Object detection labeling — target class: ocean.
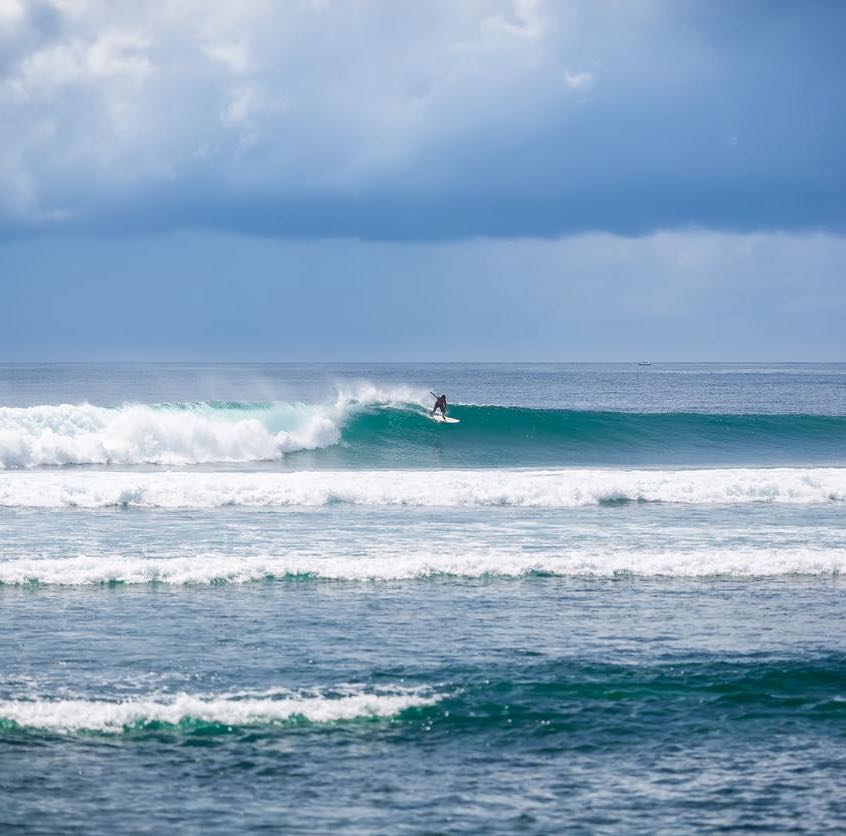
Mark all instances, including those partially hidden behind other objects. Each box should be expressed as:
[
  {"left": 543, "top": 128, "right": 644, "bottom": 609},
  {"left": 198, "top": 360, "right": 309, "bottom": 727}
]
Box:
[{"left": 1, "top": 362, "right": 845, "bottom": 833}]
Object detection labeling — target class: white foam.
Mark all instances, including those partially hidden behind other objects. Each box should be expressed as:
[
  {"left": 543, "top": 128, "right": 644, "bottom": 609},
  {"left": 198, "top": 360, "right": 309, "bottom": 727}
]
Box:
[
  {"left": 0, "top": 686, "right": 436, "bottom": 733},
  {"left": 2, "top": 547, "right": 845, "bottom": 585},
  {"left": 0, "top": 385, "right": 428, "bottom": 468},
  {"left": 0, "top": 467, "right": 843, "bottom": 509}
]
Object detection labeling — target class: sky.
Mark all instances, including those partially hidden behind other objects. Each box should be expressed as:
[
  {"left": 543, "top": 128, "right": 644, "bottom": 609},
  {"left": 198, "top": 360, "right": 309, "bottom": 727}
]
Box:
[{"left": 1, "top": 0, "right": 844, "bottom": 360}]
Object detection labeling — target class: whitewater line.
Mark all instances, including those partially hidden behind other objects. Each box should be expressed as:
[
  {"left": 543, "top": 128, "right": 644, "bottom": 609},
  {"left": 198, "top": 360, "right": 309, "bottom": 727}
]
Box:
[
  {"left": 0, "top": 467, "right": 843, "bottom": 509},
  {"left": 2, "top": 547, "right": 846, "bottom": 585},
  {"left": 0, "top": 686, "right": 437, "bottom": 733}
]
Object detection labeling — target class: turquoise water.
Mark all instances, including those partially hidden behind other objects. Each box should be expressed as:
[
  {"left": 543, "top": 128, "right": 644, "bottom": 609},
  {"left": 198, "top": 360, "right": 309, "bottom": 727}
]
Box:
[{"left": 1, "top": 363, "right": 845, "bottom": 832}]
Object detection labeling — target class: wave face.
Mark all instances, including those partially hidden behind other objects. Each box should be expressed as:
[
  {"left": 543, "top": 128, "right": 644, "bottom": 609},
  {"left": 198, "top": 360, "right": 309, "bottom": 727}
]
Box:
[
  {"left": 0, "top": 467, "right": 842, "bottom": 509},
  {"left": 331, "top": 405, "right": 846, "bottom": 468},
  {"left": 2, "top": 394, "right": 845, "bottom": 469}
]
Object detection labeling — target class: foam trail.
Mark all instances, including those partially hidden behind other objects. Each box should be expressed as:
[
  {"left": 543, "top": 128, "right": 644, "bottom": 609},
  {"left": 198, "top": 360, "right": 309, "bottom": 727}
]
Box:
[
  {"left": 0, "top": 467, "right": 843, "bottom": 509},
  {"left": 2, "top": 547, "right": 845, "bottom": 585},
  {"left": 0, "top": 686, "right": 436, "bottom": 733}
]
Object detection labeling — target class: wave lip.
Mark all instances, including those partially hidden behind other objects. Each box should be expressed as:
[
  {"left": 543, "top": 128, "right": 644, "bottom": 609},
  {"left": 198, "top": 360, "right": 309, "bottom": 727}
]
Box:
[
  {"left": 0, "top": 467, "right": 843, "bottom": 509},
  {"left": 0, "top": 686, "right": 436, "bottom": 734},
  {"left": 3, "top": 548, "right": 846, "bottom": 586}
]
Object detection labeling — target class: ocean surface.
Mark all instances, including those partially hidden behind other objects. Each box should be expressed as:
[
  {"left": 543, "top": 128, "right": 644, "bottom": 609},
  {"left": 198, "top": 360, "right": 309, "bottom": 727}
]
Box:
[{"left": 2, "top": 362, "right": 845, "bottom": 833}]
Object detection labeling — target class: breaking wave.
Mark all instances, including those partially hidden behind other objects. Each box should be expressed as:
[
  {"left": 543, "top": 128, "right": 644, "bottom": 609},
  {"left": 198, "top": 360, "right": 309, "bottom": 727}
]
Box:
[
  {"left": 2, "top": 547, "right": 846, "bottom": 585},
  {"left": 1, "top": 391, "right": 844, "bottom": 469},
  {"left": 0, "top": 685, "right": 436, "bottom": 734},
  {"left": 0, "top": 385, "right": 426, "bottom": 468}
]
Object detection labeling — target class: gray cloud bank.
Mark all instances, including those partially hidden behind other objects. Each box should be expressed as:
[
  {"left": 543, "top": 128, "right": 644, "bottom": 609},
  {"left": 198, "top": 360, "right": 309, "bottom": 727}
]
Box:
[
  {"left": 3, "top": 230, "right": 844, "bottom": 360},
  {"left": 1, "top": 0, "right": 844, "bottom": 240}
]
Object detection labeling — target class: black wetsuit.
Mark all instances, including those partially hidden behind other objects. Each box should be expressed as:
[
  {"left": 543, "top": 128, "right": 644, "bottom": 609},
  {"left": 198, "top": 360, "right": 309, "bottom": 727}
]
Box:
[{"left": 431, "top": 395, "right": 447, "bottom": 416}]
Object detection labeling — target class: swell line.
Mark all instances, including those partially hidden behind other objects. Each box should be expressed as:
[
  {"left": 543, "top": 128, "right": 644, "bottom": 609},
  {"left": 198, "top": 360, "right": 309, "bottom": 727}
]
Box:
[{"left": 1, "top": 394, "right": 844, "bottom": 469}]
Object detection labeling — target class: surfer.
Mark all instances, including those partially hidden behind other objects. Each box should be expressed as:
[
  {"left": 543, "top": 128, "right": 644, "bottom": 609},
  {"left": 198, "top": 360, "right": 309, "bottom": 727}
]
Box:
[{"left": 430, "top": 392, "right": 447, "bottom": 417}]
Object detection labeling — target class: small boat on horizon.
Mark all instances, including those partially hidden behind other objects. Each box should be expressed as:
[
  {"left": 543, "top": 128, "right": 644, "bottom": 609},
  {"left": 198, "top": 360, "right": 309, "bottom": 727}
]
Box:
[{"left": 637, "top": 361, "right": 652, "bottom": 366}]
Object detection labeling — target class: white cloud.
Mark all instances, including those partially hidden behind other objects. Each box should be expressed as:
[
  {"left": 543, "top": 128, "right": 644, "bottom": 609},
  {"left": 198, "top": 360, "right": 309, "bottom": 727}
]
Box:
[
  {"left": 0, "top": 0, "right": 605, "bottom": 225},
  {"left": 18, "top": 30, "right": 151, "bottom": 87},
  {"left": 47, "top": 0, "right": 89, "bottom": 19},
  {"left": 482, "top": 0, "right": 543, "bottom": 39},
  {"left": 203, "top": 38, "right": 250, "bottom": 75},
  {"left": 0, "top": 0, "right": 24, "bottom": 25},
  {"left": 563, "top": 68, "right": 594, "bottom": 89}
]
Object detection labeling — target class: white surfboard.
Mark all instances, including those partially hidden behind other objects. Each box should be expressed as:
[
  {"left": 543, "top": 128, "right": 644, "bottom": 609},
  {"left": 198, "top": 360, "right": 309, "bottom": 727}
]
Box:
[{"left": 430, "top": 414, "right": 460, "bottom": 424}]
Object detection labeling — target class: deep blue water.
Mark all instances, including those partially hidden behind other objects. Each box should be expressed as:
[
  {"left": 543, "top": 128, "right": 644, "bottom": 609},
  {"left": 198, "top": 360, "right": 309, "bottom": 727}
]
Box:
[{"left": 1, "top": 363, "right": 845, "bottom": 833}]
